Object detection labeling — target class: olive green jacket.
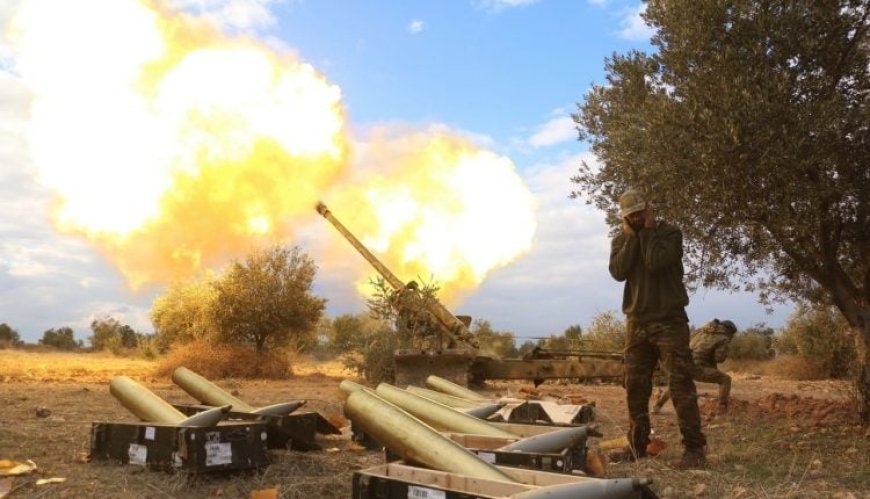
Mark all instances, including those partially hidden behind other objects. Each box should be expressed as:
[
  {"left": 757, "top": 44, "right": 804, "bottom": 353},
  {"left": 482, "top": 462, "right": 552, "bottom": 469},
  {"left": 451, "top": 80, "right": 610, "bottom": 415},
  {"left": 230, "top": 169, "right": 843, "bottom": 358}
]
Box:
[
  {"left": 609, "top": 221, "right": 689, "bottom": 323},
  {"left": 690, "top": 323, "right": 732, "bottom": 366}
]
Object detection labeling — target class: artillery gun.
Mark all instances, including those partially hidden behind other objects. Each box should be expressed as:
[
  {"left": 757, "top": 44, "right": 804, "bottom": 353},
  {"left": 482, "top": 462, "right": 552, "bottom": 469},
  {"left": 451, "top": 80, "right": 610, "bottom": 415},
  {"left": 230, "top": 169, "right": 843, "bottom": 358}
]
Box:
[{"left": 316, "top": 202, "right": 625, "bottom": 387}]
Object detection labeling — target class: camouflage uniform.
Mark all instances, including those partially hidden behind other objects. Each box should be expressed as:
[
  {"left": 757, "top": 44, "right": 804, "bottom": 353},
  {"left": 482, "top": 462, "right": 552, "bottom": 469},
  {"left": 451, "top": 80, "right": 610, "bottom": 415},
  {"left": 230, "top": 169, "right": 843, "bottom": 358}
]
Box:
[
  {"left": 654, "top": 320, "right": 734, "bottom": 412},
  {"left": 610, "top": 220, "right": 706, "bottom": 456}
]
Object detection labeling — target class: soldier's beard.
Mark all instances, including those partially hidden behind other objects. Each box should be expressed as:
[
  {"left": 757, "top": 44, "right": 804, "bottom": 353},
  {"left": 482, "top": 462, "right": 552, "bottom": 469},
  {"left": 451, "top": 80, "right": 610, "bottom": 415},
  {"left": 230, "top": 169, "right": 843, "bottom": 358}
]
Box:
[{"left": 630, "top": 220, "right": 645, "bottom": 232}]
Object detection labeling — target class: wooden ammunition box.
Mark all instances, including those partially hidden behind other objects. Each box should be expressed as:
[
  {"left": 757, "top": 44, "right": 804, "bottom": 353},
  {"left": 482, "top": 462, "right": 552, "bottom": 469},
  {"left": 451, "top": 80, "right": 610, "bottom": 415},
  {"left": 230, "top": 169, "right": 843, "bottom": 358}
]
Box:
[{"left": 352, "top": 462, "right": 656, "bottom": 499}]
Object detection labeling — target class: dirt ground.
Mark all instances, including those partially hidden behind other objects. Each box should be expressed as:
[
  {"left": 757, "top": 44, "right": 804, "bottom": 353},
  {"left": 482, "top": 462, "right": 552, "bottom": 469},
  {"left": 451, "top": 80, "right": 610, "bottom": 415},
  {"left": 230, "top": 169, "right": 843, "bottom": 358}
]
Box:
[{"left": 0, "top": 351, "right": 868, "bottom": 498}]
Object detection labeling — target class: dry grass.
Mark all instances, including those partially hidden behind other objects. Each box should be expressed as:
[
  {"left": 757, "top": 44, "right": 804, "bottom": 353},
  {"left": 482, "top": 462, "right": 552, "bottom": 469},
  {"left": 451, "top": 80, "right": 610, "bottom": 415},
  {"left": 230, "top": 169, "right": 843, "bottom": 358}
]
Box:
[
  {"left": 155, "top": 339, "right": 292, "bottom": 379},
  {"left": 724, "top": 355, "right": 836, "bottom": 381},
  {"left": 606, "top": 394, "right": 869, "bottom": 498},
  {"left": 0, "top": 351, "right": 868, "bottom": 498},
  {"left": 291, "top": 355, "right": 357, "bottom": 379},
  {"left": 0, "top": 349, "right": 156, "bottom": 383}
]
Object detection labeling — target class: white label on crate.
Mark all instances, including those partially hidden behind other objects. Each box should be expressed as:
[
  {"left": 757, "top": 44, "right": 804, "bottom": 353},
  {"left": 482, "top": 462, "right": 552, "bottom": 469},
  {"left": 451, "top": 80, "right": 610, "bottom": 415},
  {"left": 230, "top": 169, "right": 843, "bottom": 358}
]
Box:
[
  {"left": 205, "top": 442, "right": 233, "bottom": 466},
  {"left": 407, "top": 486, "right": 445, "bottom": 499},
  {"left": 128, "top": 444, "right": 147, "bottom": 466},
  {"left": 476, "top": 451, "right": 496, "bottom": 464},
  {"left": 144, "top": 426, "right": 156, "bottom": 440}
]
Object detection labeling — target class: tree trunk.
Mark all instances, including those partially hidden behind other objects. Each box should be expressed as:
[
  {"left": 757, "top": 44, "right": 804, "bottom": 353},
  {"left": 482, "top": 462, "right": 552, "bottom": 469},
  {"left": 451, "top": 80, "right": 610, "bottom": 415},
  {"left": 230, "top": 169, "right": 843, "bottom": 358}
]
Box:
[
  {"left": 827, "top": 273, "right": 869, "bottom": 423},
  {"left": 856, "top": 320, "right": 870, "bottom": 423},
  {"left": 256, "top": 335, "right": 266, "bottom": 353}
]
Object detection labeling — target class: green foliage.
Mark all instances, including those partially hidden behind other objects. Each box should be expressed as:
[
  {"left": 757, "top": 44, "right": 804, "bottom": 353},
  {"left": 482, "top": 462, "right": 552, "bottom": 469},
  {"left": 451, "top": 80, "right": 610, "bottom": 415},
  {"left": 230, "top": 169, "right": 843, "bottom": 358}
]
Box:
[
  {"left": 583, "top": 311, "right": 626, "bottom": 352},
  {"left": 571, "top": 0, "right": 868, "bottom": 327},
  {"left": 119, "top": 324, "right": 138, "bottom": 349},
  {"left": 517, "top": 339, "right": 537, "bottom": 358},
  {"left": 728, "top": 322, "right": 775, "bottom": 360},
  {"left": 535, "top": 335, "right": 574, "bottom": 353},
  {"left": 728, "top": 323, "right": 775, "bottom": 361},
  {"left": 329, "top": 314, "right": 366, "bottom": 352},
  {"left": 775, "top": 304, "right": 856, "bottom": 378},
  {"left": 135, "top": 334, "right": 160, "bottom": 360},
  {"left": 150, "top": 275, "right": 217, "bottom": 352},
  {"left": 366, "top": 276, "right": 443, "bottom": 349},
  {"left": 564, "top": 324, "right": 583, "bottom": 341},
  {"left": 89, "top": 317, "right": 139, "bottom": 353},
  {"left": 39, "top": 327, "right": 81, "bottom": 350},
  {"left": 572, "top": 0, "right": 870, "bottom": 417},
  {"left": 344, "top": 277, "right": 452, "bottom": 384},
  {"left": 325, "top": 313, "right": 386, "bottom": 354},
  {"left": 0, "top": 323, "right": 23, "bottom": 348},
  {"left": 472, "top": 319, "right": 518, "bottom": 359},
  {"left": 210, "top": 245, "right": 326, "bottom": 352},
  {"left": 531, "top": 324, "right": 587, "bottom": 354},
  {"left": 343, "top": 325, "right": 398, "bottom": 385}
]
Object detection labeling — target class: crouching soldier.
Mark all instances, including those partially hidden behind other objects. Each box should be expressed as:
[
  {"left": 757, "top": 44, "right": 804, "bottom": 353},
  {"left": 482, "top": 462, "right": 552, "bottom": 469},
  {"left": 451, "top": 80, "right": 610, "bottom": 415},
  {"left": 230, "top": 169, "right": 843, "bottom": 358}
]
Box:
[{"left": 653, "top": 319, "right": 737, "bottom": 414}]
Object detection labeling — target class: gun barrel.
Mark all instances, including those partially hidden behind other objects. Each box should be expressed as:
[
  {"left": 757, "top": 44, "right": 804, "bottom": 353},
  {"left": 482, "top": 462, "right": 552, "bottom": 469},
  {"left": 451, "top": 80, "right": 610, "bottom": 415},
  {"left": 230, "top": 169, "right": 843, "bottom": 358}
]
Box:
[
  {"left": 316, "top": 202, "right": 476, "bottom": 348},
  {"left": 316, "top": 202, "right": 405, "bottom": 290}
]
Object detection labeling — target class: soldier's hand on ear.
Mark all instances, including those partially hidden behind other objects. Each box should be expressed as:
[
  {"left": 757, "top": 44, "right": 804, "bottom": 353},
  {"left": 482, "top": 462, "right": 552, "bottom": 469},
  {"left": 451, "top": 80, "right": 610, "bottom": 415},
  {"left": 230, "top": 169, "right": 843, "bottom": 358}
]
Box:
[
  {"left": 622, "top": 218, "right": 636, "bottom": 237},
  {"left": 644, "top": 205, "right": 656, "bottom": 228}
]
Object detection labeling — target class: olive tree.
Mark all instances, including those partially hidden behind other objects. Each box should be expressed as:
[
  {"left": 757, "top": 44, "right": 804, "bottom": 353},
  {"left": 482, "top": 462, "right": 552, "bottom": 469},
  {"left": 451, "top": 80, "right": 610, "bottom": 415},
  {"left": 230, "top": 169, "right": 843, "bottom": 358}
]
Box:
[
  {"left": 210, "top": 246, "right": 326, "bottom": 352},
  {"left": 572, "top": 1, "right": 870, "bottom": 417},
  {"left": 150, "top": 276, "right": 217, "bottom": 351},
  {"left": 327, "top": 313, "right": 385, "bottom": 354},
  {"left": 0, "top": 323, "right": 23, "bottom": 348},
  {"left": 89, "top": 317, "right": 138, "bottom": 351},
  {"left": 472, "top": 319, "right": 518, "bottom": 359},
  {"left": 40, "top": 327, "right": 81, "bottom": 350}
]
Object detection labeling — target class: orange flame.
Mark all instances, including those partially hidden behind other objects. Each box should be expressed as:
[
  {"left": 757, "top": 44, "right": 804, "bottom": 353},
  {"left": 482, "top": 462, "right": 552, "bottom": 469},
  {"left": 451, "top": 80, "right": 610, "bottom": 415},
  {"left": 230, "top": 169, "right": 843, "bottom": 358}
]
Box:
[
  {"left": 6, "top": 0, "right": 536, "bottom": 300},
  {"left": 325, "top": 127, "right": 536, "bottom": 304},
  {"left": 7, "top": 0, "right": 347, "bottom": 286}
]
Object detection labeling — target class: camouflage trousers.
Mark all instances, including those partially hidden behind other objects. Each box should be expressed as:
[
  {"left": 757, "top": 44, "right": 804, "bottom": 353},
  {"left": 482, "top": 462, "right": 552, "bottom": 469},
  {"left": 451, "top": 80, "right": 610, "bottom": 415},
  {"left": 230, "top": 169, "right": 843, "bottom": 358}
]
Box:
[
  {"left": 624, "top": 317, "right": 707, "bottom": 454},
  {"left": 654, "top": 365, "right": 731, "bottom": 409}
]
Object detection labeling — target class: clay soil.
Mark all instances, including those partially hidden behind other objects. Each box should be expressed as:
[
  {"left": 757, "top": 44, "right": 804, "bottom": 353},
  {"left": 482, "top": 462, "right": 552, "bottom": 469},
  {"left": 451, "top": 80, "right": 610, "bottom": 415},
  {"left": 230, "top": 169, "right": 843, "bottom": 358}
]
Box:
[{"left": 0, "top": 350, "right": 868, "bottom": 498}]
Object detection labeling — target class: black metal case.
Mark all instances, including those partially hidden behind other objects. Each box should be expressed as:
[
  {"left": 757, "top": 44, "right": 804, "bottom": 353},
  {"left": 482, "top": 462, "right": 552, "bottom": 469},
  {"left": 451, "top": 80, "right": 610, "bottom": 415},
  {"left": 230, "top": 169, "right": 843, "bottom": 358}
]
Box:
[
  {"left": 90, "top": 421, "right": 270, "bottom": 472},
  {"left": 173, "top": 404, "right": 341, "bottom": 450}
]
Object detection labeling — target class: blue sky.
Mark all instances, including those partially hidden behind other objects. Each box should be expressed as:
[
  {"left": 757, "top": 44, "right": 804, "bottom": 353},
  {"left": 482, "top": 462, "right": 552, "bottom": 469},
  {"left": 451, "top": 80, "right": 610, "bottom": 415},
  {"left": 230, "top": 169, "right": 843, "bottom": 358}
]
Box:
[
  {"left": 0, "top": 0, "right": 792, "bottom": 344},
  {"left": 271, "top": 1, "right": 646, "bottom": 143}
]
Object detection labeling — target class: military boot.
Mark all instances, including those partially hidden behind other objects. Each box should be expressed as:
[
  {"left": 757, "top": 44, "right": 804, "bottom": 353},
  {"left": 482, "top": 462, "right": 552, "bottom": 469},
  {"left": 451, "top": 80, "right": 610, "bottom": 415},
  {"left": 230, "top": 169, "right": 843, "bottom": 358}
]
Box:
[{"left": 672, "top": 447, "right": 706, "bottom": 470}]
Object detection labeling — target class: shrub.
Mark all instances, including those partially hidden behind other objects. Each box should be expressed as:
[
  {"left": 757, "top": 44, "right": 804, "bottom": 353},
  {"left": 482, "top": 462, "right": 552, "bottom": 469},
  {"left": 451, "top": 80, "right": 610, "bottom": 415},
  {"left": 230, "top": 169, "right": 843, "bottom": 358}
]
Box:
[
  {"left": 40, "top": 327, "right": 82, "bottom": 350},
  {"left": 583, "top": 311, "right": 625, "bottom": 352},
  {"left": 156, "top": 338, "right": 292, "bottom": 379},
  {"left": 326, "top": 313, "right": 386, "bottom": 355},
  {"left": 150, "top": 276, "right": 216, "bottom": 352},
  {"left": 342, "top": 326, "right": 398, "bottom": 385},
  {"left": 765, "top": 354, "right": 833, "bottom": 380},
  {"left": 728, "top": 332, "right": 774, "bottom": 360},
  {"left": 89, "top": 317, "right": 139, "bottom": 353},
  {"left": 0, "top": 323, "right": 23, "bottom": 349},
  {"left": 517, "top": 340, "right": 537, "bottom": 358},
  {"left": 136, "top": 335, "right": 160, "bottom": 360},
  {"left": 473, "top": 320, "right": 518, "bottom": 359},
  {"left": 775, "top": 304, "right": 855, "bottom": 378}
]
